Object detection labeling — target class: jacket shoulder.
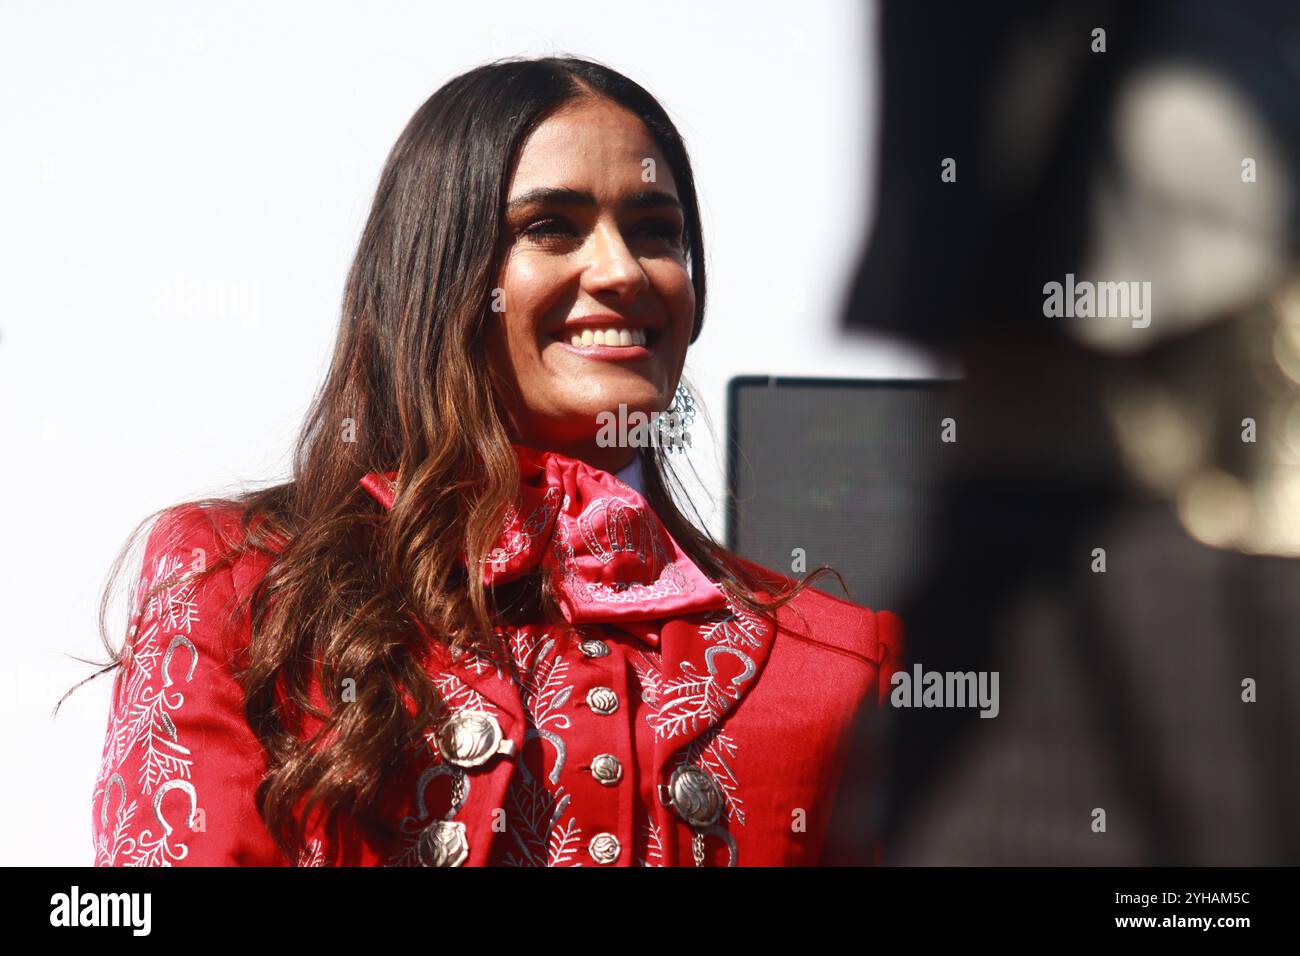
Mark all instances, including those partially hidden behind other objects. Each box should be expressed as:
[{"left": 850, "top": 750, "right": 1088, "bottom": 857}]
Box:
[
  {"left": 732, "top": 553, "right": 874, "bottom": 635},
  {"left": 732, "top": 555, "right": 904, "bottom": 703},
  {"left": 135, "top": 503, "right": 245, "bottom": 631},
  {"left": 146, "top": 502, "right": 279, "bottom": 603},
  {"left": 92, "top": 501, "right": 288, "bottom": 866}
]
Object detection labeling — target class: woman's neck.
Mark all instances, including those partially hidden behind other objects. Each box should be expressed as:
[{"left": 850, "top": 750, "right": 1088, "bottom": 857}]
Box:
[{"left": 516, "top": 437, "right": 637, "bottom": 475}]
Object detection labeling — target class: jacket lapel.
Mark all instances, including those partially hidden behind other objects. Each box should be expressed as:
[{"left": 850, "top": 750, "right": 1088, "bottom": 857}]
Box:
[
  {"left": 648, "top": 594, "right": 776, "bottom": 762},
  {"left": 638, "top": 594, "right": 777, "bottom": 866},
  {"left": 419, "top": 630, "right": 525, "bottom": 867}
]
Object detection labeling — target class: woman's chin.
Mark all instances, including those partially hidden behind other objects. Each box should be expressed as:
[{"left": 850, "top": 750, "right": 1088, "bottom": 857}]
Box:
[
  {"left": 562, "top": 381, "right": 669, "bottom": 417},
  {"left": 524, "top": 399, "right": 663, "bottom": 446},
  {"left": 583, "top": 394, "right": 667, "bottom": 423}
]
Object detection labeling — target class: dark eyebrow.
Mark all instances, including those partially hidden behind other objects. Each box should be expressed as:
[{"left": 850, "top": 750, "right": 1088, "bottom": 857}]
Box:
[{"left": 505, "top": 187, "right": 683, "bottom": 215}]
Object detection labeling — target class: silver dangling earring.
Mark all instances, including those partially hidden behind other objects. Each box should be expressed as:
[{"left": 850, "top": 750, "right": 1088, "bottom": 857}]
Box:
[{"left": 657, "top": 382, "right": 696, "bottom": 453}]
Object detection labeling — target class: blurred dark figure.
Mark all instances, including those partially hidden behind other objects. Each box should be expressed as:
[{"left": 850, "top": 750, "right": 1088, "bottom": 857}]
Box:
[{"left": 832, "top": 0, "right": 1300, "bottom": 864}]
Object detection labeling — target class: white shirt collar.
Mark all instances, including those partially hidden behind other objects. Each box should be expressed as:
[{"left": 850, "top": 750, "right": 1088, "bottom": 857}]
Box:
[{"left": 613, "top": 454, "right": 645, "bottom": 495}]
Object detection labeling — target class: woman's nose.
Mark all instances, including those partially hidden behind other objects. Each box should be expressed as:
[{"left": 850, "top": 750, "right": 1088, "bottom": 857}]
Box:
[{"left": 580, "top": 221, "right": 649, "bottom": 302}]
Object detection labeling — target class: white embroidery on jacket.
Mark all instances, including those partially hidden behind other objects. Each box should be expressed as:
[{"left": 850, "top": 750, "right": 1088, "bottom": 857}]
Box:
[
  {"left": 297, "top": 837, "right": 326, "bottom": 867},
  {"left": 630, "top": 654, "right": 661, "bottom": 706},
  {"left": 644, "top": 594, "right": 768, "bottom": 863},
  {"left": 376, "top": 590, "right": 764, "bottom": 868},
  {"left": 682, "top": 728, "right": 746, "bottom": 826},
  {"left": 430, "top": 670, "right": 498, "bottom": 720},
  {"left": 501, "top": 775, "right": 583, "bottom": 867},
  {"left": 93, "top": 549, "right": 205, "bottom": 867},
  {"left": 496, "top": 628, "right": 584, "bottom": 866},
  {"left": 638, "top": 820, "right": 665, "bottom": 867},
  {"left": 651, "top": 594, "right": 765, "bottom": 742}
]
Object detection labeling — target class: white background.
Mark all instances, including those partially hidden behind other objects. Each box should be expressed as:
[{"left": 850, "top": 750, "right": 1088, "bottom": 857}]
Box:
[{"left": 0, "top": 0, "right": 934, "bottom": 865}]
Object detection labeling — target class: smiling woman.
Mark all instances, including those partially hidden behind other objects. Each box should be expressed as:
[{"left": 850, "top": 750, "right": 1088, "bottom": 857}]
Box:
[{"left": 72, "top": 55, "right": 902, "bottom": 867}]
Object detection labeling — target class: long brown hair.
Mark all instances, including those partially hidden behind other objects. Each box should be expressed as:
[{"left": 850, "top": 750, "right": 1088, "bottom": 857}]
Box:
[{"left": 63, "top": 55, "right": 844, "bottom": 864}]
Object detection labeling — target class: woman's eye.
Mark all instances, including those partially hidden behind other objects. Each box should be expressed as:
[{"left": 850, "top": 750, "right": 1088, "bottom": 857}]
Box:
[
  {"left": 516, "top": 216, "right": 684, "bottom": 249},
  {"left": 520, "top": 217, "right": 578, "bottom": 241},
  {"left": 633, "top": 220, "right": 685, "bottom": 245}
]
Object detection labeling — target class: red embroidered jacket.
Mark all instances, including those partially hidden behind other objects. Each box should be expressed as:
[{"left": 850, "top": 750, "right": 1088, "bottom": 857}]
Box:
[{"left": 91, "top": 445, "right": 902, "bottom": 867}]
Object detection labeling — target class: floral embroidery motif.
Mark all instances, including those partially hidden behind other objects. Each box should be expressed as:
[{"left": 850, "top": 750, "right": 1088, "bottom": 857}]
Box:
[
  {"left": 682, "top": 728, "right": 745, "bottom": 826},
  {"left": 93, "top": 547, "right": 205, "bottom": 866},
  {"left": 507, "top": 631, "right": 575, "bottom": 784},
  {"left": 638, "top": 820, "right": 665, "bottom": 867},
  {"left": 430, "top": 670, "right": 498, "bottom": 721},
  {"left": 648, "top": 595, "right": 770, "bottom": 863},
  {"left": 501, "top": 774, "right": 583, "bottom": 867},
  {"left": 652, "top": 595, "right": 767, "bottom": 743},
  {"left": 496, "top": 628, "right": 584, "bottom": 866},
  {"left": 630, "top": 650, "right": 662, "bottom": 706},
  {"left": 297, "top": 838, "right": 326, "bottom": 867}
]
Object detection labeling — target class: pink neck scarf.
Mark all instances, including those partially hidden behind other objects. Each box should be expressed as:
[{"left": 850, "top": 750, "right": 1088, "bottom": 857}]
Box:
[{"left": 359, "top": 443, "right": 730, "bottom": 626}]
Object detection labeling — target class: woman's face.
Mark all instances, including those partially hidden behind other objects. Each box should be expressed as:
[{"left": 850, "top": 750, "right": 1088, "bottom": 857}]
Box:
[{"left": 487, "top": 96, "right": 695, "bottom": 470}]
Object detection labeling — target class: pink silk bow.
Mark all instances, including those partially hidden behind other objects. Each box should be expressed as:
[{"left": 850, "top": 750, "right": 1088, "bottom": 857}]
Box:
[{"left": 359, "top": 443, "right": 731, "bottom": 626}]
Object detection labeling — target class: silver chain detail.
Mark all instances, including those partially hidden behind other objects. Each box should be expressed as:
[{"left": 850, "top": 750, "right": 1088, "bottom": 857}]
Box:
[{"left": 447, "top": 768, "right": 467, "bottom": 820}]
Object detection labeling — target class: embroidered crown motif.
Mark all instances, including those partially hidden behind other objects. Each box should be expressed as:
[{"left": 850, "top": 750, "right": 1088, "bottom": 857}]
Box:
[{"left": 578, "top": 497, "right": 657, "bottom": 566}]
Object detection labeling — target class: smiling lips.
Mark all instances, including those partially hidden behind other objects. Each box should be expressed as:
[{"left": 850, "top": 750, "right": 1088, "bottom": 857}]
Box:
[
  {"left": 564, "top": 327, "right": 648, "bottom": 348},
  {"left": 551, "top": 324, "right": 656, "bottom": 361}
]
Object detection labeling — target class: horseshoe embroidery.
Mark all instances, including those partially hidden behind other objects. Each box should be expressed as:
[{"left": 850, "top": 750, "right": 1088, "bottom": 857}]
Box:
[
  {"left": 704, "top": 643, "right": 758, "bottom": 689},
  {"left": 131, "top": 779, "right": 200, "bottom": 866},
  {"left": 92, "top": 536, "right": 211, "bottom": 866},
  {"left": 410, "top": 763, "right": 464, "bottom": 822},
  {"left": 151, "top": 778, "right": 200, "bottom": 837},
  {"left": 161, "top": 634, "right": 198, "bottom": 689},
  {"left": 99, "top": 772, "right": 128, "bottom": 830}
]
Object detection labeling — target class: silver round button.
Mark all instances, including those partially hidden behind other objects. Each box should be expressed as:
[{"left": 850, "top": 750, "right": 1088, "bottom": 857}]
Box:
[
  {"left": 436, "top": 711, "right": 516, "bottom": 768},
  {"left": 668, "top": 764, "right": 723, "bottom": 828},
  {"left": 417, "top": 820, "right": 468, "bottom": 867},
  {"left": 578, "top": 638, "right": 610, "bottom": 658},
  {"left": 590, "top": 753, "right": 623, "bottom": 786},
  {"left": 586, "top": 686, "right": 619, "bottom": 715},
  {"left": 588, "top": 832, "right": 621, "bottom": 864}
]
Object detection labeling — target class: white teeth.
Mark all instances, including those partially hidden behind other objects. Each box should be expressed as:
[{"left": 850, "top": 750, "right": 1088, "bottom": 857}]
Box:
[{"left": 566, "top": 327, "right": 651, "bottom": 348}]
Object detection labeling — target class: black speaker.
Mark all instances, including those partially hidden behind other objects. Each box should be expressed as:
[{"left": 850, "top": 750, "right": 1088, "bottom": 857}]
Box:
[{"left": 725, "top": 376, "right": 954, "bottom": 612}]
